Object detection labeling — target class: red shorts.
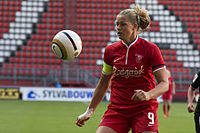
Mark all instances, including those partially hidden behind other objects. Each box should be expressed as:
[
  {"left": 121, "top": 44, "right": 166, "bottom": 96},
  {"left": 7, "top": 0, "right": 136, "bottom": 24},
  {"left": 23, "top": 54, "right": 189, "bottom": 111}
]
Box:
[{"left": 99, "top": 103, "right": 159, "bottom": 133}]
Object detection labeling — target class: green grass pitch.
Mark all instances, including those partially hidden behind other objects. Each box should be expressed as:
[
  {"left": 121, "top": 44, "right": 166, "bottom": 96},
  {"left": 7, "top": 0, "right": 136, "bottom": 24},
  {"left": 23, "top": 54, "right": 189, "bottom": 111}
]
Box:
[{"left": 0, "top": 100, "right": 195, "bottom": 133}]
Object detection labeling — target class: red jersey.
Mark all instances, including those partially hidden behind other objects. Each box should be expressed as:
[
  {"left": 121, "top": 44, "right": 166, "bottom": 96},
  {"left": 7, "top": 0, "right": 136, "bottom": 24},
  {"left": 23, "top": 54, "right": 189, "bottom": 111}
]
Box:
[
  {"left": 103, "top": 36, "right": 165, "bottom": 108},
  {"left": 162, "top": 76, "right": 174, "bottom": 100}
]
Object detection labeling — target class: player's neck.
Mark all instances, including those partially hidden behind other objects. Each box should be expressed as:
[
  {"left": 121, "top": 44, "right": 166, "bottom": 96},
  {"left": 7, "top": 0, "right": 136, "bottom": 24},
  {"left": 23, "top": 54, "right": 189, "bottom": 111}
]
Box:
[{"left": 122, "top": 35, "right": 138, "bottom": 46}]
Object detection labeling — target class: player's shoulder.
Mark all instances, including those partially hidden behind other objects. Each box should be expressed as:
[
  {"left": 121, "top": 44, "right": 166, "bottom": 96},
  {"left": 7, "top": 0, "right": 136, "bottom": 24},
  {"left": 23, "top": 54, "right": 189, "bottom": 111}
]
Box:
[
  {"left": 191, "top": 71, "right": 200, "bottom": 88},
  {"left": 194, "top": 71, "right": 200, "bottom": 80},
  {"left": 192, "top": 72, "right": 200, "bottom": 83},
  {"left": 168, "top": 76, "right": 173, "bottom": 80},
  {"left": 197, "top": 71, "right": 200, "bottom": 76},
  {"left": 139, "top": 37, "right": 158, "bottom": 49},
  {"left": 105, "top": 40, "right": 122, "bottom": 51}
]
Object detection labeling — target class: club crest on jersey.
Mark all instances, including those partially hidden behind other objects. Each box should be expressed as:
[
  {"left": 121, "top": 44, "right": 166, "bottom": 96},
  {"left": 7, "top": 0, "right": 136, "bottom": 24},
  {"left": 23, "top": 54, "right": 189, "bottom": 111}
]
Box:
[{"left": 135, "top": 54, "right": 143, "bottom": 64}]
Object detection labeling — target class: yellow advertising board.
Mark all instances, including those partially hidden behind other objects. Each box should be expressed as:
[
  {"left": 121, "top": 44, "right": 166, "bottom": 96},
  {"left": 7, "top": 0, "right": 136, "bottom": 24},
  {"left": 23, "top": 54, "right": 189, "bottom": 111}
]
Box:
[{"left": 0, "top": 87, "right": 20, "bottom": 99}]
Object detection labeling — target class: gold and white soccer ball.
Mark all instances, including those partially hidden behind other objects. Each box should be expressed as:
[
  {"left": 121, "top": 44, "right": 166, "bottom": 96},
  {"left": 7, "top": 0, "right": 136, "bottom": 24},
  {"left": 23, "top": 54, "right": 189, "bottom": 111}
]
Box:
[{"left": 52, "top": 30, "right": 82, "bottom": 60}]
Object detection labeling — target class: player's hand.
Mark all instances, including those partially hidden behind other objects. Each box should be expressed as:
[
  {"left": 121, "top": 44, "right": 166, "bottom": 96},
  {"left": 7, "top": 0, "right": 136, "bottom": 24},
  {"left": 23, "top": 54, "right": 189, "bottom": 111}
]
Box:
[
  {"left": 131, "top": 90, "right": 151, "bottom": 101},
  {"left": 187, "top": 103, "right": 195, "bottom": 113},
  {"left": 76, "top": 108, "right": 94, "bottom": 127}
]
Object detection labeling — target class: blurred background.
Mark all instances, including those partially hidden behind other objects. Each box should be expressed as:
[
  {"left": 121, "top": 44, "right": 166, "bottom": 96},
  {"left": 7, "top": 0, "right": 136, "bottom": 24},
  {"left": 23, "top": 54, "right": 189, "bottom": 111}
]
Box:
[{"left": 0, "top": 0, "right": 199, "bottom": 101}]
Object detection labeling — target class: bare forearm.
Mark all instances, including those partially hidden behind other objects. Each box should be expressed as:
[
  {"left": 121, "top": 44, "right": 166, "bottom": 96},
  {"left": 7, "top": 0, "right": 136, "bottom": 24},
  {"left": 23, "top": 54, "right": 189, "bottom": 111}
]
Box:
[
  {"left": 132, "top": 80, "right": 168, "bottom": 101},
  {"left": 148, "top": 68, "right": 169, "bottom": 99},
  {"left": 88, "top": 74, "right": 112, "bottom": 110},
  {"left": 88, "top": 86, "right": 108, "bottom": 110},
  {"left": 148, "top": 80, "right": 169, "bottom": 99},
  {"left": 187, "top": 86, "right": 195, "bottom": 104}
]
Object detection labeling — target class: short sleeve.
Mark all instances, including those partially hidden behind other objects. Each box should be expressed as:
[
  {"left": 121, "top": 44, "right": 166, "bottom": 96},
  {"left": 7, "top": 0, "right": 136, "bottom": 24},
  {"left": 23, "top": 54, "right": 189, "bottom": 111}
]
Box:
[
  {"left": 102, "top": 46, "right": 113, "bottom": 75},
  {"left": 191, "top": 72, "right": 200, "bottom": 89},
  {"left": 103, "top": 46, "right": 112, "bottom": 66},
  {"left": 149, "top": 45, "right": 165, "bottom": 72}
]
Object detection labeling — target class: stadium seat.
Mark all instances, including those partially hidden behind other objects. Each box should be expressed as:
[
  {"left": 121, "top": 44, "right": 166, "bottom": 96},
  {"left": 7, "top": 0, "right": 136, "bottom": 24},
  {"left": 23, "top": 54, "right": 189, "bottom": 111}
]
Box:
[{"left": 0, "top": 0, "right": 65, "bottom": 78}]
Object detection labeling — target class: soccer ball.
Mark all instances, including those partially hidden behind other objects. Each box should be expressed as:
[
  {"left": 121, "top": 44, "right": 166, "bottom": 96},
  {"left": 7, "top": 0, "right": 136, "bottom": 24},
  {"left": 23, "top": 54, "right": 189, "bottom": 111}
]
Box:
[{"left": 52, "top": 30, "right": 82, "bottom": 60}]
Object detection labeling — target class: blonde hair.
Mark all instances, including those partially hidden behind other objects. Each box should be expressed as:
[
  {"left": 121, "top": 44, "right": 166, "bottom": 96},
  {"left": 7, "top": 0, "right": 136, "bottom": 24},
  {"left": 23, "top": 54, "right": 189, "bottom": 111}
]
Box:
[{"left": 117, "top": 4, "right": 151, "bottom": 34}]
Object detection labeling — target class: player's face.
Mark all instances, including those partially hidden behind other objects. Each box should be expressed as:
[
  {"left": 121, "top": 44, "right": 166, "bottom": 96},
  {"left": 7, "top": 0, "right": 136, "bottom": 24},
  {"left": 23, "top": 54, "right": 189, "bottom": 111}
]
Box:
[{"left": 115, "top": 15, "right": 137, "bottom": 44}]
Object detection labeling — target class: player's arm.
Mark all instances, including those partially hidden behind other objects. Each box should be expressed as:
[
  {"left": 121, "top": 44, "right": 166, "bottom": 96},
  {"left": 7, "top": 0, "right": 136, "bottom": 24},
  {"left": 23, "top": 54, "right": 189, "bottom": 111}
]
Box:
[
  {"left": 132, "top": 68, "right": 169, "bottom": 101},
  {"left": 172, "top": 80, "right": 176, "bottom": 95},
  {"left": 187, "top": 85, "right": 195, "bottom": 113},
  {"left": 76, "top": 62, "right": 113, "bottom": 127},
  {"left": 88, "top": 62, "right": 113, "bottom": 111},
  {"left": 187, "top": 72, "right": 200, "bottom": 113},
  {"left": 148, "top": 68, "right": 169, "bottom": 99},
  {"left": 88, "top": 73, "right": 112, "bottom": 109}
]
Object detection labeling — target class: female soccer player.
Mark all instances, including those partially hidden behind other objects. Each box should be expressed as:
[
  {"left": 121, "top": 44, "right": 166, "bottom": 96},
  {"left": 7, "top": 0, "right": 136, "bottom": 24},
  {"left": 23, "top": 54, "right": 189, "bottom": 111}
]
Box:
[
  {"left": 76, "top": 5, "right": 169, "bottom": 133},
  {"left": 187, "top": 71, "right": 200, "bottom": 133},
  {"left": 162, "top": 69, "right": 175, "bottom": 117}
]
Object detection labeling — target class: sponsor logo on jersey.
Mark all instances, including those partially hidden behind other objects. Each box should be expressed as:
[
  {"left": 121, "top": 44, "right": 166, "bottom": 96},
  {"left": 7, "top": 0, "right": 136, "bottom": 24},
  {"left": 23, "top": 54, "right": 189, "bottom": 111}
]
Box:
[{"left": 113, "top": 65, "right": 144, "bottom": 78}]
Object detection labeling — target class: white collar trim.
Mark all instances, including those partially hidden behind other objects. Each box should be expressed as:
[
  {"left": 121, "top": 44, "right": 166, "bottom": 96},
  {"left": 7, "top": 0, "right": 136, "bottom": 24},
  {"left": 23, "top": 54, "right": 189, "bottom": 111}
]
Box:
[{"left": 122, "top": 35, "right": 138, "bottom": 48}]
